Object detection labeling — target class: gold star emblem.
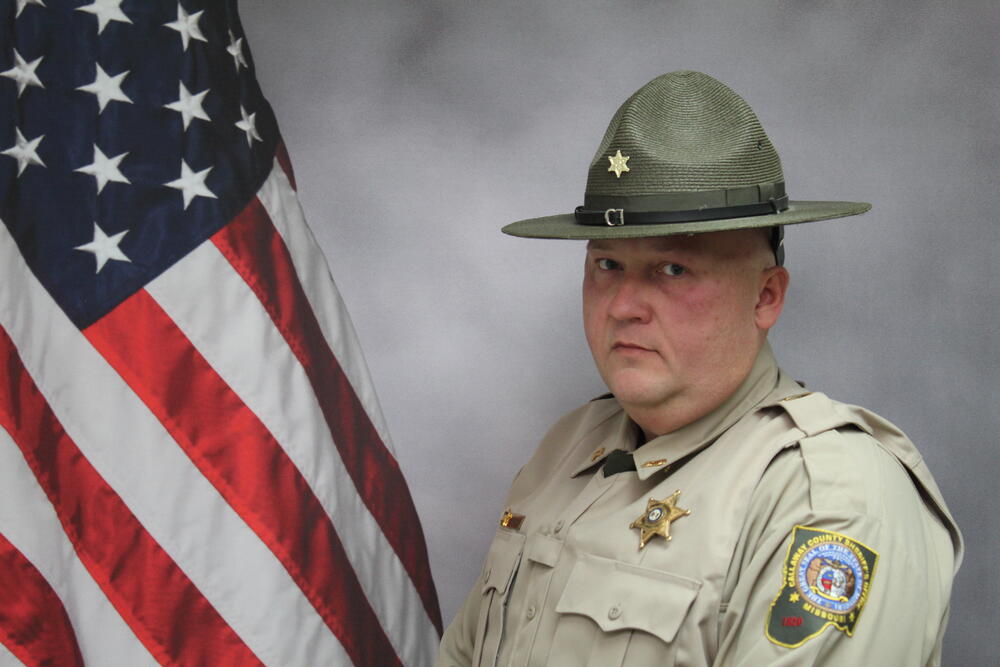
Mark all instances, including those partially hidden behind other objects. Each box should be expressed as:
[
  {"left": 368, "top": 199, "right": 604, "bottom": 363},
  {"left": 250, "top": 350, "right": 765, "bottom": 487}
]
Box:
[
  {"left": 629, "top": 490, "right": 690, "bottom": 549},
  {"left": 607, "top": 149, "right": 630, "bottom": 178},
  {"left": 789, "top": 592, "right": 800, "bottom": 603}
]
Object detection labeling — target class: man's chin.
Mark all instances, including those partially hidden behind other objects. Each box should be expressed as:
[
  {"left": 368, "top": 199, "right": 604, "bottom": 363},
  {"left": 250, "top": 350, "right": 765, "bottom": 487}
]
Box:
[{"left": 604, "top": 376, "right": 673, "bottom": 410}]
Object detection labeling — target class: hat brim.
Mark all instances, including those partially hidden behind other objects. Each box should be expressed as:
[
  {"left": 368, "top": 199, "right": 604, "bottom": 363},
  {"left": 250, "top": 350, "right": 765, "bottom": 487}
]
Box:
[{"left": 501, "top": 200, "right": 871, "bottom": 239}]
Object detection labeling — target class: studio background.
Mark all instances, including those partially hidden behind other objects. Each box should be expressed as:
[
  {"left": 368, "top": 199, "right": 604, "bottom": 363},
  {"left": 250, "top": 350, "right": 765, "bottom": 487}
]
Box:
[{"left": 240, "top": 1, "right": 998, "bottom": 663}]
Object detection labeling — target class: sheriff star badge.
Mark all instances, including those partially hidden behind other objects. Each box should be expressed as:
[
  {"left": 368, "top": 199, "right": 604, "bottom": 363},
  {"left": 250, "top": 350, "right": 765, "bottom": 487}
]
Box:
[{"left": 630, "top": 490, "right": 690, "bottom": 549}]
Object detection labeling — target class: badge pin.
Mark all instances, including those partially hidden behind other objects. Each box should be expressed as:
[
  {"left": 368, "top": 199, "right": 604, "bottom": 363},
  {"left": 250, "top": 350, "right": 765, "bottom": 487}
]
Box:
[
  {"left": 607, "top": 149, "right": 630, "bottom": 178},
  {"left": 499, "top": 508, "right": 525, "bottom": 531},
  {"left": 629, "top": 490, "right": 690, "bottom": 549}
]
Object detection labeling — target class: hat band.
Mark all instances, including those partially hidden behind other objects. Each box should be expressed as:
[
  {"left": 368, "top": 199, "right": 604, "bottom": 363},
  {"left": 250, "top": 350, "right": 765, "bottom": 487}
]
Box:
[{"left": 575, "top": 182, "right": 788, "bottom": 226}]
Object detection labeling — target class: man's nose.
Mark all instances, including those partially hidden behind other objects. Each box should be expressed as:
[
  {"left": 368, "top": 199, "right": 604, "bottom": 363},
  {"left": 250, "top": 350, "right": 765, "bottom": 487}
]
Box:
[{"left": 607, "top": 274, "right": 652, "bottom": 322}]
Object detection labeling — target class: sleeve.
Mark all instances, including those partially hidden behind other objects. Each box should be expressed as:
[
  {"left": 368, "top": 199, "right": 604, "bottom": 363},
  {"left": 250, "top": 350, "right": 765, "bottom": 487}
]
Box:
[
  {"left": 435, "top": 581, "right": 483, "bottom": 667},
  {"left": 712, "top": 429, "right": 956, "bottom": 666}
]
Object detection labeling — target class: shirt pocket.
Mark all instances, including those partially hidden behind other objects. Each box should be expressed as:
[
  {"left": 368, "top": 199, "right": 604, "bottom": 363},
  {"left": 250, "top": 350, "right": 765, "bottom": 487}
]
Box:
[
  {"left": 551, "top": 552, "right": 702, "bottom": 667},
  {"left": 473, "top": 528, "right": 526, "bottom": 667}
]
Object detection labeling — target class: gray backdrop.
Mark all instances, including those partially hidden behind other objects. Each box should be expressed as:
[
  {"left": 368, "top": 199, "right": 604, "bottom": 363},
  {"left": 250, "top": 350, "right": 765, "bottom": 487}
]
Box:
[{"left": 241, "top": 1, "right": 998, "bottom": 663}]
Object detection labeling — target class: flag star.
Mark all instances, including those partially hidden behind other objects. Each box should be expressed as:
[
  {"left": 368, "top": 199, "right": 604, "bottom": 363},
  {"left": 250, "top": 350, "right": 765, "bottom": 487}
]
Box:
[
  {"left": 164, "top": 5, "right": 207, "bottom": 51},
  {"left": 227, "top": 31, "right": 247, "bottom": 71},
  {"left": 235, "top": 105, "right": 261, "bottom": 146},
  {"left": 77, "top": 64, "right": 132, "bottom": 112},
  {"left": 16, "top": 0, "right": 46, "bottom": 18},
  {"left": 75, "top": 222, "right": 131, "bottom": 273},
  {"left": 75, "top": 0, "right": 132, "bottom": 35},
  {"left": 75, "top": 145, "right": 130, "bottom": 193},
  {"left": 2, "top": 128, "right": 45, "bottom": 175},
  {"left": 164, "top": 82, "right": 210, "bottom": 129},
  {"left": 165, "top": 159, "right": 216, "bottom": 209},
  {"left": 1, "top": 50, "right": 44, "bottom": 97}
]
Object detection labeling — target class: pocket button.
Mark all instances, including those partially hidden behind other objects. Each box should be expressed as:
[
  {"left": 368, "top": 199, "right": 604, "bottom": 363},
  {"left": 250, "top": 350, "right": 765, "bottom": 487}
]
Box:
[{"left": 608, "top": 605, "right": 622, "bottom": 620}]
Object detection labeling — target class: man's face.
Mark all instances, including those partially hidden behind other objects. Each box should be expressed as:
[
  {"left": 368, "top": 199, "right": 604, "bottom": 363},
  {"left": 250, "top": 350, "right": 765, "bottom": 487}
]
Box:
[{"left": 582, "top": 230, "right": 785, "bottom": 435}]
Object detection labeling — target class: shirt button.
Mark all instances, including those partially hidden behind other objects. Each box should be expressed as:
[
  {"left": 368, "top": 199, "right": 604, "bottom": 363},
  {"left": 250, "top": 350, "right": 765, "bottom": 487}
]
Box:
[
  {"left": 554, "top": 520, "right": 564, "bottom": 533},
  {"left": 608, "top": 605, "right": 622, "bottom": 620},
  {"left": 526, "top": 605, "right": 537, "bottom": 620}
]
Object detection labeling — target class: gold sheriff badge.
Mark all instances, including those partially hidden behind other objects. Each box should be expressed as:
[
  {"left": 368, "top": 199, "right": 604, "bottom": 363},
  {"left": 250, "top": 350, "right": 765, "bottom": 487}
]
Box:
[{"left": 630, "top": 490, "right": 691, "bottom": 549}]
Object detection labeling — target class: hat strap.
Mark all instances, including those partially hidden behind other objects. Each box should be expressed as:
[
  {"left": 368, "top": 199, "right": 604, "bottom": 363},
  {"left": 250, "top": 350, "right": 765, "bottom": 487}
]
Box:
[
  {"left": 575, "top": 181, "right": 788, "bottom": 226},
  {"left": 574, "top": 196, "right": 788, "bottom": 226}
]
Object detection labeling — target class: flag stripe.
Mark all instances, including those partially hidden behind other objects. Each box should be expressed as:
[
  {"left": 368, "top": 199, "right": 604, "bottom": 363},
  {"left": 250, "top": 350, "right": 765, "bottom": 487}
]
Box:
[
  {"left": 251, "top": 157, "right": 392, "bottom": 450},
  {"left": 0, "top": 325, "right": 262, "bottom": 667},
  {"left": 0, "top": 530, "right": 84, "bottom": 667},
  {"left": 146, "top": 215, "right": 437, "bottom": 661},
  {"left": 83, "top": 290, "right": 402, "bottom": 667},
  {"left": 0, "top": 423, "right": 160, "bottom": 667},
  {"left": 256, "top": 159, "right": 396, "bottom": 455},
  {"left": 274, "top": 140, "right": 297, "bottom": 191},
  {"left": 213, "top": 189, "right": 444, "bottom": 633}
]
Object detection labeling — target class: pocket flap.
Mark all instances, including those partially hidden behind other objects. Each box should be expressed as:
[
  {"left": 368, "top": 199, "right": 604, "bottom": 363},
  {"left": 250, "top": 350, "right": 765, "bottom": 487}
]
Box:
[
  {"left": 481, "top": 529, "right": 526, "bottom": 595},
  {"left": 525, "top": 532, "right": 563, "bottom": 568},
  {"left": 555, "top": 553, "right": 701, "bottom": 644}
]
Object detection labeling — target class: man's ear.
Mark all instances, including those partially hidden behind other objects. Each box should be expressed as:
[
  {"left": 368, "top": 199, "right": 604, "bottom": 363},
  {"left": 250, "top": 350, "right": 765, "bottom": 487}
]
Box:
[{"left": 755, "top": 266, "right": 789, "bottom": 331}]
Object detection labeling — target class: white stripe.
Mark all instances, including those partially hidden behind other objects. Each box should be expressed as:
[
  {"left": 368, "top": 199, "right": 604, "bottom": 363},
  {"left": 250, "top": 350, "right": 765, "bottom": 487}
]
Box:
[
  {"left": 0, "top": 223, "right": 351, "bottom": 666},
  {"left": 258, "top": 160, "right": 397, "bottom": 455},
  {"left": 0, "top": 639, "right": 24, "bottom": 666},
  {"left": 147, "top": 231, "right": 438, "bottom": 664},
  {"left": 0, "top": 428, "right": 158, "bottom": 667}
]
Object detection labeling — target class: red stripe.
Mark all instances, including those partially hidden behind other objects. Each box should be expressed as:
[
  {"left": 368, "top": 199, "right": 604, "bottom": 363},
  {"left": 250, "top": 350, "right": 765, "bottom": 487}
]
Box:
[
  {"left": 84, "top": 290, "right": 403, "bottom": 666},
  {"left": 275, "top": 140, "right": 296, "bottom": 190},
  {"left": 0, "top": 531, "right": 84, "bottom": 667},
  {"left": 213, "top": 194, "right": 443, "bottom": 632},
  {"left": 0, "top": 325, "right": 262, "bottom": 667}
]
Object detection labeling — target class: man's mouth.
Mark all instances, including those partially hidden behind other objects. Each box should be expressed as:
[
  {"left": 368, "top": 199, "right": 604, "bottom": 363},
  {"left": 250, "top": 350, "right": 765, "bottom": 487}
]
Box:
[{"left": 612, "top": 341, "right": 653, "bottom": 353}]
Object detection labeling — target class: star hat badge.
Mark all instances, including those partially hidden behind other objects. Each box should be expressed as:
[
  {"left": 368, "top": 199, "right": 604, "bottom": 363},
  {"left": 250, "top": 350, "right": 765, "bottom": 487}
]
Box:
[
  {"left": 607, "top": 149, "right": 630, "bottom": 178},
  {"left": 630, "top": 490, "right": 691, "bottom": 549}
]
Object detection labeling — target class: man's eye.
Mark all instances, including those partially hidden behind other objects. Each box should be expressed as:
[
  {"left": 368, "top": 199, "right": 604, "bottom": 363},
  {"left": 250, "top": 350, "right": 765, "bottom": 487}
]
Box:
[
  {"left": 660, "top": 263, "right": 685, "bottom": 276},
  {"left": 596, "top": 258, "right": 619, "bottom": 271}
]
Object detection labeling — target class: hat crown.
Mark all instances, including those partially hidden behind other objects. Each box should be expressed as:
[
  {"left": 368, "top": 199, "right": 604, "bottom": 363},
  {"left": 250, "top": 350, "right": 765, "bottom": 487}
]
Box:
[{"left": 587, "top": 71, "right": 784, "bottom": 196}]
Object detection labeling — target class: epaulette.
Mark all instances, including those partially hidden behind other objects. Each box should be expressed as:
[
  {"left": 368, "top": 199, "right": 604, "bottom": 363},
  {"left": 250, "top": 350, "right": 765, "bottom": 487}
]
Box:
[{"left": 774, "top": 391, "right": 871, "bottom": 438}]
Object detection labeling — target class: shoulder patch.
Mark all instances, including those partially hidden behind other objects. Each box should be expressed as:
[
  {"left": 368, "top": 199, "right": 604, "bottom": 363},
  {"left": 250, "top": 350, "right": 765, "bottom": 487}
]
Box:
[{"left": 765, "top": 525, "right": 879, "bottom": 648}]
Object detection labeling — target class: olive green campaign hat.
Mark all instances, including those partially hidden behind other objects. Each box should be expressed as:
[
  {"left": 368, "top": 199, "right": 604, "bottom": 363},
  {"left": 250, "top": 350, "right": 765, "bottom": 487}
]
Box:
[{"left": 502, "top": 70, "right": 870, "bottom": 240}]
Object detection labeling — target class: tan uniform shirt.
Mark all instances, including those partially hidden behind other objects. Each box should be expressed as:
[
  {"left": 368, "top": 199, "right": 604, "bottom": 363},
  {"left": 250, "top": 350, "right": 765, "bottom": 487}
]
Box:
[{"left": 437, "top": 345, "right": 962, "bottom": 666}]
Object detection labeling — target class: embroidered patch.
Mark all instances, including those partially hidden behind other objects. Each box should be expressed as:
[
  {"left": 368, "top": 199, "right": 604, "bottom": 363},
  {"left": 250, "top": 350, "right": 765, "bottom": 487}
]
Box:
[{"left": 765, "top": 525, "right": 878, "bottom": 648}]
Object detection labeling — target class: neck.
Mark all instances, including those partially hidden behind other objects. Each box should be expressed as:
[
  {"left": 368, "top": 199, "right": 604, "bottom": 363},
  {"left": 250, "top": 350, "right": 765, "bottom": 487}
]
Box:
[{"left": 630, "top": 341, "right": 774, "bottom": 438}]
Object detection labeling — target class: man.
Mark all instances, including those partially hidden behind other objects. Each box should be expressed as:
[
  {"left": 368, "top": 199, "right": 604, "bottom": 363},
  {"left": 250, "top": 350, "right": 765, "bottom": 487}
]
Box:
[{"left": 436, "top": 71, "right": 962, "bottom": 666}]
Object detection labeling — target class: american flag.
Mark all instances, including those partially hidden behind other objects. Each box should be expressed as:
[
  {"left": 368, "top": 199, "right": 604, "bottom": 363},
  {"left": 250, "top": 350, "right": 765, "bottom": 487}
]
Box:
[{"left": 0, "top": 1, "right": 441, "bottom": 665}]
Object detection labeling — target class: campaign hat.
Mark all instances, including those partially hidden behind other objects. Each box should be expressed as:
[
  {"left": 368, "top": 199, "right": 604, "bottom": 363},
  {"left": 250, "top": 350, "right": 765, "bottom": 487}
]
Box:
[{"left": 502, "top": 70, "right": 870, "bottom": 240}]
